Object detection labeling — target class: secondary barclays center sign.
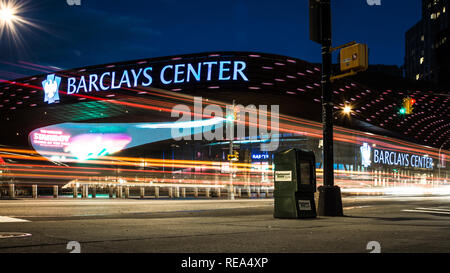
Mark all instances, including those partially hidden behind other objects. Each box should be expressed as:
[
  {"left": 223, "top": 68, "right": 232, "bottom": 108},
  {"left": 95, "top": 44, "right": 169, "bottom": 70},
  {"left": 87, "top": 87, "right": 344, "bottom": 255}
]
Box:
[
  {"left": 42, "top": 60, "right": 249, "bottom": 104},
  {"left": 360, "top": 142, "right": 434, "bottom": 170}
]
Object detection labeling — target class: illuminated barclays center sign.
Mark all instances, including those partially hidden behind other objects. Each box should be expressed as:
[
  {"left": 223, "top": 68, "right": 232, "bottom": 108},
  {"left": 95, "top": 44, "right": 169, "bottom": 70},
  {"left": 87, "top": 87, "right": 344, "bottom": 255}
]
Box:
[
  {"left": 42, "top": 60, "right": 249, "bottom": 104},
  {"left": 360, "top": 142, "right": 434, "bottom": 170}
]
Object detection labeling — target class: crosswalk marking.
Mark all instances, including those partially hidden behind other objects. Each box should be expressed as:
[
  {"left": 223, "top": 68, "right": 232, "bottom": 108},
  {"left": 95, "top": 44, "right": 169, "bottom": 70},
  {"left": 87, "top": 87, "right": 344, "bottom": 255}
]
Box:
[
  {"left": 402, "top": 207, "right": 450, "bottom": 215},
  {"left": 415, "top": 207, "right": 450, "bottom": 212},
  {"left": 345, "top": 205, "right": 372, "bottom": 210},
  {"left": 0, "top": 216, "right": 30, "bottom": 223}
]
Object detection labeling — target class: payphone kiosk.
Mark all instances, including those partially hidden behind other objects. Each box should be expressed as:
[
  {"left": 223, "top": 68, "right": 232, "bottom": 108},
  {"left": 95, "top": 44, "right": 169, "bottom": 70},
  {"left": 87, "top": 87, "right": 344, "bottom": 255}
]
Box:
[{"left": 273, "top": 149, "right": 317, "bottom": 219}]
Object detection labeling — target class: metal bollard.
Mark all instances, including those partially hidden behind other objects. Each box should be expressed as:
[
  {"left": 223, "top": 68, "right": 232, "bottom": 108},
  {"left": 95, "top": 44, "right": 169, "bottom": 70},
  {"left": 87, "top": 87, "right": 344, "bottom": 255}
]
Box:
[
  {"left": 125, "top": 187, "right": 130, "bottom": 198},
  {"left": 53, "top": 185, "right": 58, "bottom": 198},
  {"left": 91, "top": 187, "right": 96, "bottom": 198},
  {"left": 73, "top": 186, "right": 78, "bottom": 198},
  {"left": 216, "top": 188, "right": 221, "bottom": 198},
  {"left": 32, "top": 185, "right": 38, "bottom": 199},
  {"left": 119, "top": 186, "right": 124, "bottom": 198},
  {"left": 238, "top": 188, "right": 242, "bottom": 198},
  {"left": 256, "top": 188, "right": 261, "bottom": 198},
  {"left": 175, "top": 187, "right": 180, "bottom": 198},
  {"left": 82, "top": 185, "right": 88, "bottom": 198},
  {"left": 155, "top": 186, "right": 160, "bottom": 199},
  {"left": 9, "top": 184, "right": 15, "bottom": 198},
  {"left": 194, "top": 187, "right": 198, "bottom": 198},
  {"left": 265, "top": 188, "right": 269, "bottom": 198},
  {"left": 181, "top": 188, "right": 186, "bottom": 198},
  {"left": 205, "top": 188, "right": 210, "bottom": 198},
  {"left": 247, "top": 187, "right": 251, "bottom": 198},
  {"left": 169, "top": 187, "right": 173, "bottom": 198},
  {"left": 140, "top": 187, "right": 145, "bottom": 199},
  {"left": 109, "top": 187, "right": 114, "bottom": 198}
]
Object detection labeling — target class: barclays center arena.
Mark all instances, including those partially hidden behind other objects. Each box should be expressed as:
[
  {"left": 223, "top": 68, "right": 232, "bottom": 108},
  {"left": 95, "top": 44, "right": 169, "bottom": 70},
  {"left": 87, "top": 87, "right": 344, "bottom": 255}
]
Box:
[{"left": 0, "top": 52, "right": 449, "bottom": 198}]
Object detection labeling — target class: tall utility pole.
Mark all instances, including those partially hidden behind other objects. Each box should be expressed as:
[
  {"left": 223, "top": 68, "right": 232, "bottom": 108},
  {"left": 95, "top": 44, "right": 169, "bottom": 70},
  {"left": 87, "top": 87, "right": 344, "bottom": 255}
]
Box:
[
  {"left": 320, "top": 0, "right": 333, "bottom": 190},
  {"left": 310, "top": 0, "right": 343, "bottom": 216}
]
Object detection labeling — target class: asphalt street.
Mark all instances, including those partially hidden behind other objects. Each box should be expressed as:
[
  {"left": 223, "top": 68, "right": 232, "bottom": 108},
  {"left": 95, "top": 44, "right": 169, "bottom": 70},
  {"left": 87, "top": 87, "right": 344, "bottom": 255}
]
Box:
[{"left": 0, "top": 196, "right": 450, "bottom": 253}]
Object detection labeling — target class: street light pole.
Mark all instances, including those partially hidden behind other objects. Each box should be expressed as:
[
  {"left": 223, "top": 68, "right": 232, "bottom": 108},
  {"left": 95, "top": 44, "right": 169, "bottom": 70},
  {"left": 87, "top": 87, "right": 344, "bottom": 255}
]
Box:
[
  {"left": 316, "top": 0, "right": 343, "bottom": 216},
  {"left": 321, "top": 0, "right": 333, "bottom": 189}
]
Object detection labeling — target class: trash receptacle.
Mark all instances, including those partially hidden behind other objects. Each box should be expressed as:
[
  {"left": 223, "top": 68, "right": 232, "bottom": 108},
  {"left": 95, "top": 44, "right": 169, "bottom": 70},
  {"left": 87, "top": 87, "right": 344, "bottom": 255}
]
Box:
[{"left": 274, "top": 149, "right": 317, "bottom": 219}]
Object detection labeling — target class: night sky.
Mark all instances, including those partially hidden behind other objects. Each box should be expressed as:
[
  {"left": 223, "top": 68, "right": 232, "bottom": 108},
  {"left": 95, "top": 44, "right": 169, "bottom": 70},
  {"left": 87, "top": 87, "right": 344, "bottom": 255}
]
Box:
[{"left": 0, "top": 0, "right": 421, "bottom": 80}]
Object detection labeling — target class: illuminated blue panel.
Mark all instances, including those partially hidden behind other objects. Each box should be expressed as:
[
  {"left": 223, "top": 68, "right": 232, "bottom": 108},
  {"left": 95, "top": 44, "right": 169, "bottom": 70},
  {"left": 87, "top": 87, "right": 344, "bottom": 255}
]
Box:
[{"left": 29, "top": 118, "right": 225, "bottom": 162}]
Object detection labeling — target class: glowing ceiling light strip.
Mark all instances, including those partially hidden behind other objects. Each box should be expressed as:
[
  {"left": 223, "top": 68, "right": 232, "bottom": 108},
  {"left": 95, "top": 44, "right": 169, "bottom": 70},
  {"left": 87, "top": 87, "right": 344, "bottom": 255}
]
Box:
[{"left": 136, "top": 117, "right": 224, "bottom": 129}]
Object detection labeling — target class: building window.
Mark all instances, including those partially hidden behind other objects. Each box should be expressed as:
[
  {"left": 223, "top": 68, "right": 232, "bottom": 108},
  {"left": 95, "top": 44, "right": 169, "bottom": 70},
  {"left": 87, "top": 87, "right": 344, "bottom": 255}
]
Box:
[
  {"left": 416, "top": 74, "right": 421, "bottom": 80},
  {"left": 420, "top": 57, "right": 425, "bottom": 64},
  {"left": 421, "top": 35, "right": 425, "bottom": 41}
]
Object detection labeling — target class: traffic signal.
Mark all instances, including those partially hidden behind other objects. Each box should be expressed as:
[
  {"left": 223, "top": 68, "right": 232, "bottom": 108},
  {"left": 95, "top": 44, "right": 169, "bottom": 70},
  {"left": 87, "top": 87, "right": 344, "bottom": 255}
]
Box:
[
  {"left": 309, "top": 0, "right": 322, "bottom": 43},
  {"left": 340, "top": 43, "right": 368, "bottom": 73},
  {"left": 226, "top": 113, "right": 235, "bottom": 122},
  {"left": 401, "top": 97, "right": 416, "bottom": 115},
  {"left": 227, "top": 151, "right": 239, "bottom": 161},
  {"left": 226, "top": 106, "right": 239, "bottom": 122},
  {"left": 309, "top": 0, "right": 331, "bottom": 44}
]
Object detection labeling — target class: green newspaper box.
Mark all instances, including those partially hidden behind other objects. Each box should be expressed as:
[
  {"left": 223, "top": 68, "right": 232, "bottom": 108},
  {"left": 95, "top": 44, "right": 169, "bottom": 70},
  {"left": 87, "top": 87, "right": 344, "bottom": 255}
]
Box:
[{"left": 274, "top": 149, "right": 317, "bottom": 219}]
